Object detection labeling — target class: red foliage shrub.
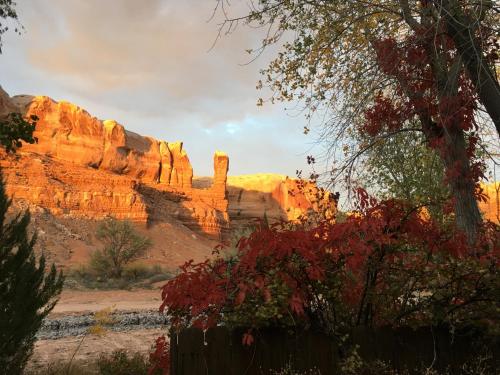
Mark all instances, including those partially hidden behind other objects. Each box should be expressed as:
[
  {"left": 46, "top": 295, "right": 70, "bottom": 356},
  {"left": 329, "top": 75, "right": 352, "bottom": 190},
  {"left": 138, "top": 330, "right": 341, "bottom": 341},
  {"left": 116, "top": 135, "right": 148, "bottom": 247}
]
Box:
[
  {"left": 158, "top": 189, "right": 499, "bottom": 345},
  {"left": 148, "top": 335, "right": 170, "bottom": 375}
]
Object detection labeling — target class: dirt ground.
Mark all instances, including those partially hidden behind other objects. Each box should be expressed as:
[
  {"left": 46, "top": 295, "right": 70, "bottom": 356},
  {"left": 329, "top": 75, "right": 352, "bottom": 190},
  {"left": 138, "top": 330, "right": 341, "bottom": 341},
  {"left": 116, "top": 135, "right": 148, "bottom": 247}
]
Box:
[
  {"left": 30, "top": 328, "right": 165, "bottom": 370},
  {"left": 50, "top": 288, "right": 163, "bottom": 316},
  {"left": 30, "top": 289, "right": 168, "bottom": 371}
]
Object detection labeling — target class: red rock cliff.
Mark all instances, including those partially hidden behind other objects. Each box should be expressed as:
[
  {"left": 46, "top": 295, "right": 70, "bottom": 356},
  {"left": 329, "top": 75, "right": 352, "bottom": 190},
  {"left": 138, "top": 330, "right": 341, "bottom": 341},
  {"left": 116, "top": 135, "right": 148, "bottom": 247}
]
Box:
[
  {"left": 1, "top": 87, "right": 336, "bottom": 240},
  {"left": 12, "top": 95, "right": 197, "bottom": 187},
  {"left": 224, "top": 174, "right": 336, "bottom": 229},
  {"left": 1, "top": 89, "right": 230, "bottom": 238}
]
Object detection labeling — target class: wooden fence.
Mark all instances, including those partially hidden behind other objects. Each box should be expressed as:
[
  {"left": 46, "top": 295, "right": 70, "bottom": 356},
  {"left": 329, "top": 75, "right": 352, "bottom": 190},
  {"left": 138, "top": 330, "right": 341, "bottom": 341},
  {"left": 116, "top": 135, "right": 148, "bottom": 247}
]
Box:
[{"left": 169, "top": 326, "right": 499, "bottom": 375}]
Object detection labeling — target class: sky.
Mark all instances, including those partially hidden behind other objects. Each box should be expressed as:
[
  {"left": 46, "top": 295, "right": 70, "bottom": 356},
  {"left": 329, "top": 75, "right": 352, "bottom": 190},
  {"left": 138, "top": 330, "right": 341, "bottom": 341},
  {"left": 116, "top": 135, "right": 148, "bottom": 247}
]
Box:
[{"left": 0, "top": 0, "right": 319, "bottom": 177}]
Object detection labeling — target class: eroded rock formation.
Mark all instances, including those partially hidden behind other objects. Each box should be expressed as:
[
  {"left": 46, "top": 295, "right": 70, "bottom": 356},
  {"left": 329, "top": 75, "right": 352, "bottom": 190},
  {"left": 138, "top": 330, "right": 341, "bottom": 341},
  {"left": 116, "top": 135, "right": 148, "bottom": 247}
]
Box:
[
  {"left": 0, "top": 87, "right": 336, "bottom": 241},
  {"left": 225, "top": 174, "right": 336, "bottom": 229},
  {"left": 12, "top": 95, "right": 195, "bottom": 186},
  {"left": 0, "top": 155, "right": 148, "bottom": 221},
  {"left": 1, "top": 90, "right": 230, "bottom": 239},
  {"left": 0, "top": 86, "right": 17, "bottom": 114}
]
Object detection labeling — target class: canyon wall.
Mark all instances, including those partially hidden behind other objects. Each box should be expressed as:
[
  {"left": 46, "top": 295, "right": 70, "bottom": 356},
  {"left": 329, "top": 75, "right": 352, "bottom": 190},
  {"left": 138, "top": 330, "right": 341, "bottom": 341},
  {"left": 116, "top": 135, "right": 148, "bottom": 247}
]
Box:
[
  {"left": 2, "top": 88, "right": 332, "bottom": 240},
  {"left": 193, "top": 173, "right": 337, "bottom": 231},
  {"left": 12, "top": 94, "right": 196, "bottom": 188},
  {"left": 3, "top": 87, "right": 497, "bottom": 244},
  {"left": 0, "top": 89, "right": 231, "bottom": 239}
]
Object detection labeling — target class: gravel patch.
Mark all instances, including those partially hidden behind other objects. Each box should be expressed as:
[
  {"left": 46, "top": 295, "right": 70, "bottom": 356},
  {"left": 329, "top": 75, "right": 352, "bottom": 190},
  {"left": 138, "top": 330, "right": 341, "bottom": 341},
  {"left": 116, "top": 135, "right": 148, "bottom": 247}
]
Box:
[{"left": 38, "top": 310, "right": 169, "bottom": 339}]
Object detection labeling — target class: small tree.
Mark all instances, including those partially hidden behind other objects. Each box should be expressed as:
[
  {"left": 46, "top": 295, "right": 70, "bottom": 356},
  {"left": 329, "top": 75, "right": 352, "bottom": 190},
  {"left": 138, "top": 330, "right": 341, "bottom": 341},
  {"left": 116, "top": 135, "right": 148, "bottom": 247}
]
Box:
[
  {"left": 0, "top": 173, "right": 64, "bottom": 373},
  {"left": 92, "top": 218, "right": 152, "bottom": 278}
]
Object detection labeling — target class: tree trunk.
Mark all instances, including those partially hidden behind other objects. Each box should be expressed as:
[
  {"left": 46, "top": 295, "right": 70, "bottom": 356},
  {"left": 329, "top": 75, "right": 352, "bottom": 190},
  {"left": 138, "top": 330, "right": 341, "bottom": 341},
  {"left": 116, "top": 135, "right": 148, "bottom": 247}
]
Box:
[
  {"left": 440, "top": 0, "right": 500, "bottom": 138},
  {"left": 386, "top": 2, "right": 484, "bottom": 242},
  {"left": 401, "top": 90, "right": 482, "bottom": 242},
  {"left": 418, "top": 116, "right": 482, "bottom": 243},
  {"left": 441, "top": 126, "right": 483, "bottom": 243},
  {"left": 425, "top": 31, "right": 483, "bottom": 243}
]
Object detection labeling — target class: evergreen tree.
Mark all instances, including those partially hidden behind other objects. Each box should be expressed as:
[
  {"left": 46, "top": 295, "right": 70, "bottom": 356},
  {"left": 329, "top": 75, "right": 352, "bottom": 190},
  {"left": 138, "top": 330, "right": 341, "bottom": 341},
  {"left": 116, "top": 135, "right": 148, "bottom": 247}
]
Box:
[
  {"left": 1, "top": 3, "right": 63, "bottom": 371},
  {"left": 0, "top": 172, "right": 64, "bottom": 373}
]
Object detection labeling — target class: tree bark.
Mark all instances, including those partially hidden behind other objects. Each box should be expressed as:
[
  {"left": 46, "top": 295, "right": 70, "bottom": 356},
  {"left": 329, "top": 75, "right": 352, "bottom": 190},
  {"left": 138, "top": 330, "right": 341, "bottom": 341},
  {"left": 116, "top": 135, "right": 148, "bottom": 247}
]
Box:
[
  {"left": 442, "top": 127, "right": 483, "bottom": 243},
  {"left": 396, "top": 78, "right": 482, "bottom": 242},
  {"left": 440, "top": 0, "right": 500, "bottom": 138},
  {"left": 417, "top": 114, "right": 482, "bottom": 243},
  {"left": 378, "top": 0, "right": 485, "bottom": 241}
]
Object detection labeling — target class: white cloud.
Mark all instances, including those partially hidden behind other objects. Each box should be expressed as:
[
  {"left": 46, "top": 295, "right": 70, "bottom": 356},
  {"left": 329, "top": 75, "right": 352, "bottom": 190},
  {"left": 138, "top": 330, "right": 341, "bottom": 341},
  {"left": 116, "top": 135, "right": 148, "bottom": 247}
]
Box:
[{"left": 0, "top": 0, "right": 318, "bottom": 177}]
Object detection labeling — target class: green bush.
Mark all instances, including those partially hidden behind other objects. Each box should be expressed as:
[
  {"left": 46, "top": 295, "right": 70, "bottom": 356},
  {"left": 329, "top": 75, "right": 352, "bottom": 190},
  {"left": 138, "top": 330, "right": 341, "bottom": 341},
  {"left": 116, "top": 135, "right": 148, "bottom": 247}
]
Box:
[
  {"left": 123, "top": 263, "right": 150, "bottom": 280},
  {"left": 0, "top": 174, "right": 64, "bottom": 373}
]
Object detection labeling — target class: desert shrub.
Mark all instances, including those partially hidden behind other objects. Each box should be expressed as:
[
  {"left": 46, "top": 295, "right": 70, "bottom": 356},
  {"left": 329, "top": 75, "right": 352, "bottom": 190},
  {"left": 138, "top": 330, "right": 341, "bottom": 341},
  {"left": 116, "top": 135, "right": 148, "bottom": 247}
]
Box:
[
  {"left": 90, "top": 218, "right": 152, "bottom": 278},
  {"left": 66, "top": 263, "right": 171, "bottom": 290},
  {"left": 123, "top": 262, "right": 151, "bottom": 280},
  {"left": 27, "top": 350, "right": 157, "bottom": 375},
  {"left": 25, "top": 362, "right": 92, "bottom": 375},
  {"left": 124, "top": 263, "right": 170, "bottom": 282},
  {"left": 65, "top": 266, "right": 129, "bottom": 290},
  {"left": 146, "top": 271, "right": 173, "bottom": 286}
]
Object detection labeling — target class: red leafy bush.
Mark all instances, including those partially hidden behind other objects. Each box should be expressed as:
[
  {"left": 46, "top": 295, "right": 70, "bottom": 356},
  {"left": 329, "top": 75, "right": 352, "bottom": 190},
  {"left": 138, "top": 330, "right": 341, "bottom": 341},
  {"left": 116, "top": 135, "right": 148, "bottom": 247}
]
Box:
[
  {"left": 148, "top": 335, "right": 170, "bottom": 375},
  {"left": 159, "top": 190, "right": 499, "bottom": 344}
]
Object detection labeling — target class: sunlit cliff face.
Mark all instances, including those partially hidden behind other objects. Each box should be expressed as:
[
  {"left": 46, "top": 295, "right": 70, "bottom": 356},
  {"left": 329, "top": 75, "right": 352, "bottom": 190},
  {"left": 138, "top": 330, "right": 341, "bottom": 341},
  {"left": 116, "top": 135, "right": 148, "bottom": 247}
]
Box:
[
  {"left": 479, "top": 183, "right": 500, "bottom": 223},
  {"left": 0, "top": 88, "right": 329, "bottom": 242}
]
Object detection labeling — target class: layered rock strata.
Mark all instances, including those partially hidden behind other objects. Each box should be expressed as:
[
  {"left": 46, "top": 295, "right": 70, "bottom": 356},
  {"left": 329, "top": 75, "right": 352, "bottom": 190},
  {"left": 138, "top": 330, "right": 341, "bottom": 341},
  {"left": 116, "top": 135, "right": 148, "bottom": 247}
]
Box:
[
  {"left": 11, "top": 95, "right": 196, "bottom": 187},
  {"left": 0, "top": 89, "right": 229, "bottom": 238},
  {"left": 195, "top": 174, "right": 337, "bottom": 231},
  {"left": 0, "top": 154, "right": 149, "bottom": 221},
  {"left": 0, "top": 87, "right": 336, "bottom": 240}
]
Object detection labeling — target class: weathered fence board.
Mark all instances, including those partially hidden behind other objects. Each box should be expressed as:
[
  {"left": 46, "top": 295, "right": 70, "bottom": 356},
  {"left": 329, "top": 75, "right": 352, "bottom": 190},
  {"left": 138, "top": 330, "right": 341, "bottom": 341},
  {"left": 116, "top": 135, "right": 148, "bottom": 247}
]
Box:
[{"left": 170, "top": 326, "right": 499, "bottom": 375}]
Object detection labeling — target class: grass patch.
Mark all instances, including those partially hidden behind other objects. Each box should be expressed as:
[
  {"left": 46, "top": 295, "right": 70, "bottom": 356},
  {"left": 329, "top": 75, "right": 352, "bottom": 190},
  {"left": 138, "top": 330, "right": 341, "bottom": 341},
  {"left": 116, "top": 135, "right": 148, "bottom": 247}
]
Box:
[{"left": 65, "top": 263, "right": 172, "bottom": 290}]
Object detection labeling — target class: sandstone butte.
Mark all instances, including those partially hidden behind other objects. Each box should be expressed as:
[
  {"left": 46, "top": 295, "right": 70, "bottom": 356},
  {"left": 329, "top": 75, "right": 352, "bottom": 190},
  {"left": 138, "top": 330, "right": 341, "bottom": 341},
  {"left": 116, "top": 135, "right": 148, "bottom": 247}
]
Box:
[{"left": 0, "top": 86, "right": 334, "bottom": 247}]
